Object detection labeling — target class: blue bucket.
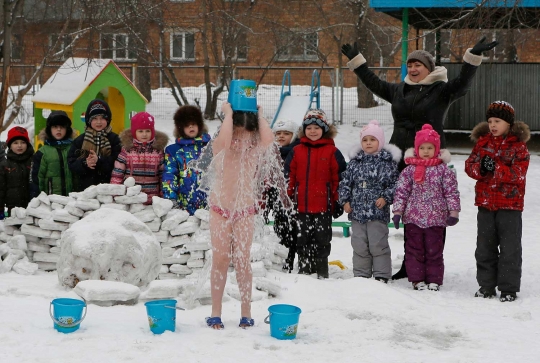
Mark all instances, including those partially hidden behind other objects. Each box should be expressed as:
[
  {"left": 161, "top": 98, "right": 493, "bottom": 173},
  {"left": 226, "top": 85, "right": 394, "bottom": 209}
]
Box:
[
  {"left": 145, "top": 299, "right": 177, "bottom": 334},
  {"left": 264, "top": 304, "right": 302, "bottom": 340},
  {"left": 49, "top": 298, "right": 87, "bottom": 334},
  {"left": 228, "top": 79, "right": 257, "bottom": 112}
]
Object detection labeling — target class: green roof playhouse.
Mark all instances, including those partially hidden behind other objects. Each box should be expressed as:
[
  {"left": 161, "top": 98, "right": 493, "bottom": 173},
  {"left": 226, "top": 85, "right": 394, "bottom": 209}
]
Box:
[{"left": 32, "top": 58, "right": 147, "bottom": 150}]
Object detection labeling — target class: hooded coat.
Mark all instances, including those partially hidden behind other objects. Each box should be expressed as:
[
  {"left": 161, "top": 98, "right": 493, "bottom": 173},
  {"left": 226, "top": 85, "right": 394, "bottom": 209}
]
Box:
[
  {"left": 162, "top": 123, "right": 211, "bottom": 215},
  {"left": 338, "top": 144, "right": 401, "bottom": 224},
  {"left": 0, "top": 146, "right": 34, "bottom": 210},
  {"left": 30, "top": 129, "right": 75, "bottom": 198},
  {"left": 110, "top": 129, "right": 169, "bottom": 204},
  {"left": 464, "top": 121, "right": 530, "bottom": 211},
  {"left": 347, "top": 49, "right": 483, "bottom": 170},
  {"left": 393, "top": 149, "right": 461, "bottom": 228},
  {"left": 284, "top": 125, "right": 347, "bottom": 214}
]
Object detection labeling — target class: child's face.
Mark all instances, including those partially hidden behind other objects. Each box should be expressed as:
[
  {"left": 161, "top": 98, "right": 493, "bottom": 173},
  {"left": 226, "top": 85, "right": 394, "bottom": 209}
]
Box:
[
  {"left": 305, "top": 124, "right": 323, "bottom": 141},
  {"left": 136, "top": 129, "right": 153, "bottom": 142},
  {"left": 10, "top": 139, "right": 28, "bottom": 154},
  {"left": 90, "top": 115, "right": 108, "bottom": 132},
  {"left": 275, "top": 131, "right": 293, "bottom": 146},
  {"left": 361, "top": 135, "right": 379, "bottom": 154},
  {"left": 183, "top": 122, "right": 199, "bottom": 138},
  {"left": 488, "top": 117, "right": 510, "bottom": 137},
  {"left": 232, "top": 127, "right": 256, "bottom": 152},
  {"left": 418, "top": 142, "right": 436, "bottom": 160},
  {"left": 51, "top": 125, "right": 67, "bottom": 140}
]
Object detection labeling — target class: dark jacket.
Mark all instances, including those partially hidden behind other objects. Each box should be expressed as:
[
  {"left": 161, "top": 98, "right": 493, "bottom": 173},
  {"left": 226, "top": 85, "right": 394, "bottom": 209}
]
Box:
[
  {"left": 31, "top": 129, "right": 74, "bottom": 197},
  {"left": 0, "top": 147, "right": 34, "bottom": 210},
  {"left": 349, "top": 49, "right": 482, "bottom": 170},
  {"left": 465, "top": 121, "right": 530, "bottom": 212},
  {"left": 284, "top": 125, "right": 346, "bottom": 214},
  {"left": 279, "top": 138, "right": 300, "bottom": 161},
  {"left": 67, "top": 131, "right": 122, "bottom": 192}
]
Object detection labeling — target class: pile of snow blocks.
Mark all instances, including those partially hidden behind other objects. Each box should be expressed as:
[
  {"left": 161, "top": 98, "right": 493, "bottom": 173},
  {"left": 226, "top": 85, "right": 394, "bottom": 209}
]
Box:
[{"left": 0, "top": 177, "right": 290, "bottom": 287}]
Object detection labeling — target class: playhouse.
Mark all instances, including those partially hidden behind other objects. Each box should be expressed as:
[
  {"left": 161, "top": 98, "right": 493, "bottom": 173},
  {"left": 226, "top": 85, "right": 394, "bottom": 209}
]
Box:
[{"left": 32, "top": 58, "right": 147, "bottom": 149}]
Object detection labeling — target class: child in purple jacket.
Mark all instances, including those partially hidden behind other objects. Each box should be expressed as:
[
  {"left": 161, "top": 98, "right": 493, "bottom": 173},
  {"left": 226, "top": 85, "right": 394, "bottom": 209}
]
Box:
[{"left": 392, "top": 124, "right": 460, "bottom": 291}]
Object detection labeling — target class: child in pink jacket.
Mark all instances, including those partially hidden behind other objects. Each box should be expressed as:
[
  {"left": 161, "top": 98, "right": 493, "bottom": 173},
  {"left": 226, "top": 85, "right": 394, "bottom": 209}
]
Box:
[
  {"left": 392, "top": 124, "right": 460, "bottom": 291},
  {"left": 111, "top": 112, "right": 169, "bottom": 204}
]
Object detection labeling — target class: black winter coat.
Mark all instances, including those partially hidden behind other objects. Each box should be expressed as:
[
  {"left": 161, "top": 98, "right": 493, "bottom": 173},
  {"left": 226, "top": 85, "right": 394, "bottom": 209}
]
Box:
[
  {"left": 67, "top": 132, "right": 122, "bottom": 192},
  {"left": 0, "top": 147, "right": 34, "bottom": 210},
  {"left": 351, "top": 50, "right": 481, "bottom": 170}
]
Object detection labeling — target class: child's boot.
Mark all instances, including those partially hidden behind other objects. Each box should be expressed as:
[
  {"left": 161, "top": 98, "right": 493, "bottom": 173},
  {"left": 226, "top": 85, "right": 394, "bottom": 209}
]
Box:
[
  {"left": 475, "top": 286, "right": 497, "bottom": 298},
  {"left": 499, "top": 292, "right": 517, "bottom": 302}
]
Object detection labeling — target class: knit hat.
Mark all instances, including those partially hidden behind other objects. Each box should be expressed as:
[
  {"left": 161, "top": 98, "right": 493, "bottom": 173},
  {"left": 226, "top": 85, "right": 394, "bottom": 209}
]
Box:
[
  {"left": 46, "top": 111, "right": 72, "bottom": 140},
  {"left": 272, "top": 119, "right": 298, "bottom": 142},
  {"left": 85, "top": 99, "right": 112, "bottom": 127},
  {"left": 131, "top": 111, "right": 156, "bottom": 141},
  {"left": 174, "top": 105, "right": 204, "bottom": 138},
  {"left": 360, "top": 120, "right": 385, "bottom": 152},
  {"left": 302, "top": 109, "right": 330, "bottom": 133},
  {"left": 407, "top": 50, "right": 435, "bottom": 73},
  {"left": 414, "top": 124, "right": 440, "bottom": 157},
  {"left": 486, "top": 100, "right": 515, "bottom": 126},
  {"left": 6, "top": 126, "right": 30, "bottom": 147}
]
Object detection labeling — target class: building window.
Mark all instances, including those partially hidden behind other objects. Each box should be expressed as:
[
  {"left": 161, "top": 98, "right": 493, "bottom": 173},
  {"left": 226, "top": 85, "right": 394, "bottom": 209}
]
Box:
[
  {"left": 277, "top": 31, "right": 318, "bottom": 61},
  {"left": 171, "top": 32, "right": 195, "bottom": 60},
  {"left": 223, "top": 32, "right": 248, "bottom": 62},
  {"left": 170, "top": 0, "right": 195, "bottom": 2},
  {"left": 100, "top": 34, "right": 137, "bottom": 60},
  {"left": 50, "top": 34, "right": 73, "bottom": 60},
  {"left": 11, "top": 34, "right": 23, "bottom": 61},
  {"left": 424, "top": 30, "right": 451, "bottom": 61}
]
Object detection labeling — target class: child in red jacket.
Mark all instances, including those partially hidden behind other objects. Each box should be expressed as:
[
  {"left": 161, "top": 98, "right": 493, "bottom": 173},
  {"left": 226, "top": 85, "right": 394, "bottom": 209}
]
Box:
[
  {"left": 465, "top": 101, "right": 530, "bottom": 302},
  {"left": 284, "top": 109, "right": 346, "bottom": 279}
]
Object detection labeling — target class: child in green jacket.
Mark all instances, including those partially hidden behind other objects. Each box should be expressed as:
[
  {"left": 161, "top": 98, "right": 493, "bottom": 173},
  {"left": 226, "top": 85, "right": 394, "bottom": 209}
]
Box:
[{"left": 31, "top": 111, "right": 75, "bottom": 197}]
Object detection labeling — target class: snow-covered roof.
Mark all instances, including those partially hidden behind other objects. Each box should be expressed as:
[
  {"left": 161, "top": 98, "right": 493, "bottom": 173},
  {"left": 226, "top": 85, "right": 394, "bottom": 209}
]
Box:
[{"left": 32, "top": 58, "right": 117, "bottom": 105}]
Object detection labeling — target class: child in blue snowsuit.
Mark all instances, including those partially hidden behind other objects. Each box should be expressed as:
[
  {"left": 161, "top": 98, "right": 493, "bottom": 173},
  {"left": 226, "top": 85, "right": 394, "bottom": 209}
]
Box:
[{"left": 162, "top": 105, "right": 211, "bottom": 215}]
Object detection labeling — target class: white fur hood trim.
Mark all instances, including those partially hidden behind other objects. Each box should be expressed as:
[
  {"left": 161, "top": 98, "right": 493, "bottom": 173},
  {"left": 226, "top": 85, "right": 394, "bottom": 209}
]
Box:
[
  {"left": 349, "top": 143, "right": 402, "bottom": 162},
  {"left": 404, "top": 147, "right": 452, "bottom": 164}
]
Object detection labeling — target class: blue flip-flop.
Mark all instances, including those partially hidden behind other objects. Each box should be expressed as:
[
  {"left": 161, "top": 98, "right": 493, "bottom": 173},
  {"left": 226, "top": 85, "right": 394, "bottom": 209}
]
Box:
[
  {"left": 239, "top": 317, "right": 254, "bottom": 328},
  {"left": 206, "top": 316, "right": 224, "bottom": 329}
]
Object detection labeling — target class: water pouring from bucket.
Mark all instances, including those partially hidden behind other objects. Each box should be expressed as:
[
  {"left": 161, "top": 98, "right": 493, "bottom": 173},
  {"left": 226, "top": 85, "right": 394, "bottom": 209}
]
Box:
[
  {"left": 264, "top": 304, "right": 302, "bottom": 340},
  {"left": 145, "top": 299, "right": 184, "bottom": 334},
  {"left": 49, "top": 298, "right": 87, "bottom": 334}
]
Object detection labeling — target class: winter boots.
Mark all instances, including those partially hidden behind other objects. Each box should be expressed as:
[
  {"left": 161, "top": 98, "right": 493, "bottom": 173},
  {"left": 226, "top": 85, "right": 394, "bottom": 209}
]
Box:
[{"left": 475, "top": 287, "right": 497, "bottom": 299}]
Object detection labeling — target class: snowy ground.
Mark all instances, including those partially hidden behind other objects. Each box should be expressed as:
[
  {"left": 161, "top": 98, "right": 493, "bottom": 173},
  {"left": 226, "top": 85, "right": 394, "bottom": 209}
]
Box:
[{"left": 1, "top": 89, "right": 540, "bottom": 362}]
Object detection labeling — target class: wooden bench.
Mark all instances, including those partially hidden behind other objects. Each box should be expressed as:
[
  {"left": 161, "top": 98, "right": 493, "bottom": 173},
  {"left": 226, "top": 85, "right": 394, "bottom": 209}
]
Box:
[{"left": 267, "top": 220, "right": 404, "bottom": 237}]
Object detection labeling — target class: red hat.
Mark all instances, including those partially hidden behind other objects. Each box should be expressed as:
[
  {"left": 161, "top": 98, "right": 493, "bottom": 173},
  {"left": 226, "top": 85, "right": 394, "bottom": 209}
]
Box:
[
  {"left": 131, "top": 112, "right": 155, "bottom": 141},
  {"left": 7, "top": 126, "right": 30, "bottom": 147},
  {"left": 414, "top": 124, "right": 440, "bottom": 157}
]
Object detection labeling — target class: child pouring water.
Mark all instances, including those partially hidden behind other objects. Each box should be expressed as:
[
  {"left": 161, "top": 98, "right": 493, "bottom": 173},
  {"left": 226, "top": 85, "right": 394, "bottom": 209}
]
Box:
[
  {"left": 196, "top": 101, "right": 291, "bottom": 329},
  {"left": 110, "top": 111, "right": 169, "bottom": 204},
  {"left": 392, "top": 124, "right": 460, "bottom": 291}
]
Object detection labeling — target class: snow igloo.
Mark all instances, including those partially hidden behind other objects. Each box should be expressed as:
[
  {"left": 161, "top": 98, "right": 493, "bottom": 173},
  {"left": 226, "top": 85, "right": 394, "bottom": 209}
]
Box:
[{"left": 57, "top": 208, "right": 162, "bottom": 288}]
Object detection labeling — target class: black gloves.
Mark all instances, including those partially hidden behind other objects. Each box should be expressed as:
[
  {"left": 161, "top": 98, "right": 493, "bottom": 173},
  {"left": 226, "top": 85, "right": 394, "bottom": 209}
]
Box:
[
  {"left": 480, "top": 155, "right": 495, "bottom": 175},
  {"left": 332, "top": 202, "right": 344, "bottom": 219},
  {"left": 341, "top": 42, "right": 359, "bottom": 61},
  {"left": 470, "top": 36, "right": 499, "bottom": 56}
]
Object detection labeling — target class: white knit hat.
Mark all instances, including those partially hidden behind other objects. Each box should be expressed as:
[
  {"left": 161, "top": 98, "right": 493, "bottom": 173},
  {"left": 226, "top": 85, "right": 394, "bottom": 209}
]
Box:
[{"left": 272, "top": 119, "right": 298, "bottom": 142}]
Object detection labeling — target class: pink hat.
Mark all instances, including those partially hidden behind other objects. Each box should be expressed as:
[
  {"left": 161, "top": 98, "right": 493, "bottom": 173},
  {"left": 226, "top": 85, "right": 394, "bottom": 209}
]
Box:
[
  {"left": 360, "top": 120, "right": 385, "bottom": 152},
  {"left": 131, "top": 112, "right": 155, "bottom": 141},
  {"left": 414, "top": 124, "right": 440, "bottom": 157}
]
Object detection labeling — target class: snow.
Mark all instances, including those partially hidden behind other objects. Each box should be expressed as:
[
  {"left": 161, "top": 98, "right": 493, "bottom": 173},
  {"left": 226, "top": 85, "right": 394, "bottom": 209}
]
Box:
[{"left": 1, "top": 88, "right": 539, "bottom": 362}]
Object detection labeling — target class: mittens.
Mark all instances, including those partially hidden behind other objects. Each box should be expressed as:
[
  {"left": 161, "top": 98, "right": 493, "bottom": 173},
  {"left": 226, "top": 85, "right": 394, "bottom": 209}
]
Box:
[
  {"left": 446, "top": 216, "right": 459, "bottom": 226},
  {"left": 480, "top": 155, "right": 495, "bottom": 175},
  {"left": 392, "top": 215, "right": 401, "bottom": 230},
  {"left": 332, "top": 202, "right": 344, "bottom": 219}
]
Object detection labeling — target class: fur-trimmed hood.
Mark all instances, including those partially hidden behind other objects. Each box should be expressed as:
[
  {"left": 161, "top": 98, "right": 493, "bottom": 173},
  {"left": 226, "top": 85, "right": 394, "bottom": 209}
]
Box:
[
  {"left": 119, "top": 129, "right": 170, "bottom": 151},
  {"left": 349, "top": 143, "right": 402, "bottom": 162},
  {"left": 173, "top": 122, "right": 209, "bottom": 139},
  {"left": 38, "top": 128, "right": 76, "bottom": 142},
  {"left": 297, "top": 124, "right": 338, "bottom": 140},
  {"left": 404, "top": 147, "right": 452, "bottom": 164},
  {"left": 470, "top": 121, "right": 530, "bottom": 143}
]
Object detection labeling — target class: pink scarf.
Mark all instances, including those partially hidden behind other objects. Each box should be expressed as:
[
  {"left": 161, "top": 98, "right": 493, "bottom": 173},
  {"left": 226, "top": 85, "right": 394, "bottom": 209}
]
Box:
[{"left": 404, "top": 156, "right": 443, "bottom": 184}]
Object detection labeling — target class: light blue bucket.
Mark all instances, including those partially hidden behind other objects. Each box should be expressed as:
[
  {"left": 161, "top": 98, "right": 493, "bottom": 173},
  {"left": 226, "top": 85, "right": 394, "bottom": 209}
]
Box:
[
  {"left": 145, "top": 299, "right": 177, "bottom": 334},
  {"left": 264, "top": 304, "right": 302, "bottom": 340},
  {"left": 228, "top": 79, "right": 257, "bottom": 112},
  {"left": 49, "top": 298, "right": 87, "bottom": 334}
]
